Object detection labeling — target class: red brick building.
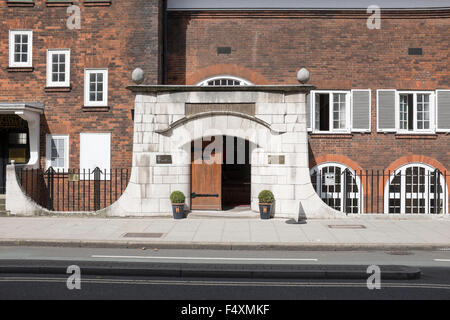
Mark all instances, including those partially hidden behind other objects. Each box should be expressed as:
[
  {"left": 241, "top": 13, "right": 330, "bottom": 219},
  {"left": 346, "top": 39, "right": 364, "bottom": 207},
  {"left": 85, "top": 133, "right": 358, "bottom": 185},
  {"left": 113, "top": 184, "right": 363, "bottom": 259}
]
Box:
[{"left": 1, "top": 0, "right": 449, "bottom": 215}]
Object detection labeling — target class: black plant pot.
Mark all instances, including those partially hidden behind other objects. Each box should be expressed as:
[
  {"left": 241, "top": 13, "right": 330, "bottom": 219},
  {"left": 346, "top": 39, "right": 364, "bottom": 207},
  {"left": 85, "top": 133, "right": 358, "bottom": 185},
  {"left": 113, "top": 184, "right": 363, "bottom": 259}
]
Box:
[
  {"left": 172, "top": 203, "right": 184, "bottom": 219},
  {"left": 259, "top": 203, "right": 273, "bottom": 219}
]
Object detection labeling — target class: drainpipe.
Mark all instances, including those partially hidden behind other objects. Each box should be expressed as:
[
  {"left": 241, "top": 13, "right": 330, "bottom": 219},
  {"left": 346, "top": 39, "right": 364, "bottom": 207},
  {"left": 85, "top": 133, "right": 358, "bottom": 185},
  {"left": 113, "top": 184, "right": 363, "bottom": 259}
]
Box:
[{"left": 161, "top": 0, "right": 168, "bottom": 84}]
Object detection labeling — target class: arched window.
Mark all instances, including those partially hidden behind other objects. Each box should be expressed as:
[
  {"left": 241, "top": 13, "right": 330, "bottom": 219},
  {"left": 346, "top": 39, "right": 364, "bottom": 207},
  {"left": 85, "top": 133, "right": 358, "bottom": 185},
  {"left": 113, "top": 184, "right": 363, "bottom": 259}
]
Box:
[
  {"left": 384, "top": 163, "right": 448, "bottom": 214},
  {"left": 196, "top": 75, "right": 253, "bottom": 87},
  {"left": 310, "top": 163, "right": 363, "bottom": 214}
]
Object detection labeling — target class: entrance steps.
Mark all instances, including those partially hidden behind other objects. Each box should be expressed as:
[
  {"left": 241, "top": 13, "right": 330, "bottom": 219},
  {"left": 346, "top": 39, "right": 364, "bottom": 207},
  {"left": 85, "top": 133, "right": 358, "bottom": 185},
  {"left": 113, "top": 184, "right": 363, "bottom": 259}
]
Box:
[
  {"left": 0, "top": 194, "right": 7, "bottom": 215},
  {"left": 187, "top": 206, "right": 259, "bottom": 219}
]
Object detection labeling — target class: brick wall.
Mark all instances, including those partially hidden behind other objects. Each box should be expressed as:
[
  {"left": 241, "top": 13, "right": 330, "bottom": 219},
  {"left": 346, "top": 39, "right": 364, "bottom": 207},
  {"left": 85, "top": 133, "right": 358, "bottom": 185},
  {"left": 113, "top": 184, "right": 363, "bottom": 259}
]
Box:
[
  {"left": 0, "top": 0, "right": 163, "bottom": 170},
  {"left": 166, "top": 10, "right": 450, "bottom": 171}
]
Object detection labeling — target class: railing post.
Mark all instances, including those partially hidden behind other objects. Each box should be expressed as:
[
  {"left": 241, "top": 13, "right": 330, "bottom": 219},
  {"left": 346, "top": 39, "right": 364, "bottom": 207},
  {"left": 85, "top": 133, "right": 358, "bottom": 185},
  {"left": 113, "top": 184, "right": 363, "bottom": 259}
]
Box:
[
  {"left": 434, "top": 169, "right": 440, "bottom": 214},
  {"left": 93, "top": 167, "right": 101, "bottom": 211},
  {"left": 46, "top": 167, "right": 54, "bottom": 211}
]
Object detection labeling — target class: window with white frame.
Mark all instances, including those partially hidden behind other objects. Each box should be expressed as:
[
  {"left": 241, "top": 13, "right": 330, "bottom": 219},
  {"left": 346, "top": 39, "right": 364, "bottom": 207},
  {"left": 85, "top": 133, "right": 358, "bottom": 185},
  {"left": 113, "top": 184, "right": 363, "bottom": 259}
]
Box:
[
  {"left": 47, "top": 49, "right": 70, "bottom": 87},
  {"left": 310, "top": 163, "right": 363, "bottom": 214},
  {"left": 197, "top": 75, "right": 253, "bottom": 86},
  {"left": 46, "top": 135, "right": 69, "bottom": 171},
  {"left": 384, "top": 163, "right": 447, "bottom": 214},
  {"left": 84, "top": 69, "right": 108, "bottom": 106},
  {"left": 9, "top": 30, "right": 33, "bottom": 68},
  {"left": 398, "top": 92, "right": 434, "bottom": 132},
  {"left": 312, "top": 91, "right": 351, "bottom": 133}
]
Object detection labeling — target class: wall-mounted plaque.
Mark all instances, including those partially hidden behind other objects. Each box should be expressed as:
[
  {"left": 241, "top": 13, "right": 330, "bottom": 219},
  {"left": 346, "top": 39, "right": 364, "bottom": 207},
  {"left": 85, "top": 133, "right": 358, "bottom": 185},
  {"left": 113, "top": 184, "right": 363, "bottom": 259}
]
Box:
[
  {"left": 68, "top": 174, "right": 80, "bottom": 182},
  {"left": 156, "top": 155, "right": 172, "bottom": 164},
  {"left": 324, "top": 173, "right": 335, "bottom": 186},
  {"left": 268, "top": 155, "right": 285, "bottom": 165}
]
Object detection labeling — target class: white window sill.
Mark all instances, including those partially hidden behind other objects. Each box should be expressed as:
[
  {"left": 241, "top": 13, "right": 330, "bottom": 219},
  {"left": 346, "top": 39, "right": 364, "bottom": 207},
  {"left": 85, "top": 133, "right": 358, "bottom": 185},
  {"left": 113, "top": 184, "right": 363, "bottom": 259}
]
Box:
[{"left": 395, "top": 131, "right": 436, "bottom": 135}]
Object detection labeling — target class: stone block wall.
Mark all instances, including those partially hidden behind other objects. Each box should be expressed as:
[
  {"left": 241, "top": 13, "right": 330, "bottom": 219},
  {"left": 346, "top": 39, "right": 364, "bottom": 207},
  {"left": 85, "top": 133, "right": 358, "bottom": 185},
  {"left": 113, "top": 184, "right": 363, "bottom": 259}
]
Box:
[{"left": 105, "top": 88, "right": 342, "bottom": 220}]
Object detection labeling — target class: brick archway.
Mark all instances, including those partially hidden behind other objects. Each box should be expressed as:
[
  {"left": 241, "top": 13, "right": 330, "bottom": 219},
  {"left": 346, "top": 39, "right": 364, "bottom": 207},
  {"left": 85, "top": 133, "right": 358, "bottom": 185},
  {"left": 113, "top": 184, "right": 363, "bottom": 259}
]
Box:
[
  {"left": 310, "top": 154, "right": 364, "bottom": 173},
  {"left": 385, "top": 155, "right": 448, "bottom": 174},
  {"left": 187, "top": 64, "right": 270, "bottom": 85}
]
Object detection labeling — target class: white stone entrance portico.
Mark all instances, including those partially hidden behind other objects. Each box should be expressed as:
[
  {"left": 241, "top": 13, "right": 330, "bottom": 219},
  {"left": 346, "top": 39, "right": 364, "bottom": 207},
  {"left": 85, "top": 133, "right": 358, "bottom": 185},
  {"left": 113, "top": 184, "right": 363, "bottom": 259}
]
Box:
[{"left": 104, "top": 86, "right": 342, "bottom": 220}]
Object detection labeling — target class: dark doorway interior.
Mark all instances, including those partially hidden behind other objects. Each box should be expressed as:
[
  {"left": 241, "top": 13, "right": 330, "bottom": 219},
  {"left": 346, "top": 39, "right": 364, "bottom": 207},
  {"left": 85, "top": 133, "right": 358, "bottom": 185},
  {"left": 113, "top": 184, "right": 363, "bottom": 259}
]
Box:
[
  {"left": 222, "top": 136, "right": 251, "bottom": 210},
  {"left": 0, "top": 115, "right": 30, "bottom": 194}
]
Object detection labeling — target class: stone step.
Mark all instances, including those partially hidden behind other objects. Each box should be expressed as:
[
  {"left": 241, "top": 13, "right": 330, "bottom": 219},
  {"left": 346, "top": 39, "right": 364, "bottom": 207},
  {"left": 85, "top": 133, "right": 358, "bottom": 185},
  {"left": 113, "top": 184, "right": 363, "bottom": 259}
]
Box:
[{"left": 0, "top": 196, "right": 6, "bottom": 213}]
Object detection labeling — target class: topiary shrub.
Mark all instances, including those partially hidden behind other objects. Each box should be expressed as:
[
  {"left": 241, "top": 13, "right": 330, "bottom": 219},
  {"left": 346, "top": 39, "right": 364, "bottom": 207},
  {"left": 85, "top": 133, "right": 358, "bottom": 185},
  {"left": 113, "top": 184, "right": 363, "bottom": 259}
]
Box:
[
  {"left": 170, "top": 191, "right": 185, "bottom": 204},
  {"left": 258, "top": 190, "right": 274, "bottom": 204}
]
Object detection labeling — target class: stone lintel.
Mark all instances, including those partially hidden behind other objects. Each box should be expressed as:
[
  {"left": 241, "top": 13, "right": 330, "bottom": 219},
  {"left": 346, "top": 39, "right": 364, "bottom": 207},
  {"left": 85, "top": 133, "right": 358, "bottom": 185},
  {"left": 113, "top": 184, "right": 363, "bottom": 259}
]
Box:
[{"left": 127, "top": 84, "right": 315, "bottom": 94}]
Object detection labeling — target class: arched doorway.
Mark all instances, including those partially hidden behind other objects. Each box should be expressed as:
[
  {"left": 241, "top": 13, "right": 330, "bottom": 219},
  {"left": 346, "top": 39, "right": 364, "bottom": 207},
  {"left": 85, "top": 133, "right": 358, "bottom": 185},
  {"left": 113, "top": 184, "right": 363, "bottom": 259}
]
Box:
[{"left": 190, "top": 135, "right": 252, "bottom": 211}]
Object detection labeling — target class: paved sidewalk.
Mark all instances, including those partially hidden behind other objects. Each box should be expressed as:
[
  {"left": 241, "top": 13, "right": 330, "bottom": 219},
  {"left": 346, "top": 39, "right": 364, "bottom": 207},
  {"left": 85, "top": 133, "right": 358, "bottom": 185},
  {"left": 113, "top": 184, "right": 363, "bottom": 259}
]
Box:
[{"left": 0, "top": 216, "right": 449, "bottom": 250}]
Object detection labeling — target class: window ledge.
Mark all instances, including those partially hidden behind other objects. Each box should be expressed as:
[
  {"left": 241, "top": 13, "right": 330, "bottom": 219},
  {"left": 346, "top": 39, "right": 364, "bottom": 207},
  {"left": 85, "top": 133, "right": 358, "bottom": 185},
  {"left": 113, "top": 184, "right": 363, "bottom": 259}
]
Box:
[
  {"left": 82, "top": 106, "right": 110, "bottom": 112},
  {"left": 45, "top": 86, "right": 72, "bottom": 92},
  {"left": 83, "top": 0, "right": 111, "bottom": 6},
  {"left": 395, "top": 134, "right": 437, "bottom": 139},
  {"left": 309, "top": 133, "right": 353, "bottom": 139},
  {"left": 7, "top": 1, "right": 35, "bottom": 7},
  {"left": 7, "top": 67, "right": 34, "bottom": 72}
]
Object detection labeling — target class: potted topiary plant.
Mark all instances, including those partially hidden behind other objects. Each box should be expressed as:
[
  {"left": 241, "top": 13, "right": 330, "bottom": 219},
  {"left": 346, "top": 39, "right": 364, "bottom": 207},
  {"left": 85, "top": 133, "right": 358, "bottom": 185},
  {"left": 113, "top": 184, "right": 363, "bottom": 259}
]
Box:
[
  {"left": 170, "top": 191, "right": 185, "bottom": 219},
  {"left": 258, "top": 190, "right": 274, "bottom": 219}
]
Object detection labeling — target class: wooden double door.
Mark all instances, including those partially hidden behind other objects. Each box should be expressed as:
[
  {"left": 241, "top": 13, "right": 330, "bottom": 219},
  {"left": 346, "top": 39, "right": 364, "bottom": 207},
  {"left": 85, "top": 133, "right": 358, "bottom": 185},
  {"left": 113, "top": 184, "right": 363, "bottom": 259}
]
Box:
[{"left": 190, "top": 136, "right": 251, "bottom": 211}]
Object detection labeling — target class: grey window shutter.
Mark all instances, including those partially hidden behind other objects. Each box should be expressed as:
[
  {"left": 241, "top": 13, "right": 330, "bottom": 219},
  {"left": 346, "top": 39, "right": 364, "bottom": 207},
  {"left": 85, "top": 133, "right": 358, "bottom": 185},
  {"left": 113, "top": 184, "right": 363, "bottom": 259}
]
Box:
[
  {"left": 377, "top": 90, "right": 396, "bottom": 132},
  {"left": 437, "top": 90, "right": 450, "bottom": 132},
  {"left": 306, "top": 93, "right": 311, "bottom": 131},
  {"left": 352, "top": 90, "right": 371, "bottom": 132}
]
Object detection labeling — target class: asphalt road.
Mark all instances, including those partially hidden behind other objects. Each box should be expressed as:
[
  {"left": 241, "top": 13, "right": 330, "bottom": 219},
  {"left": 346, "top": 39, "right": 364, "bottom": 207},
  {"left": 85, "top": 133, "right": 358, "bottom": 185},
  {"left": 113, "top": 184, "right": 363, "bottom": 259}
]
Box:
[
  {"left": 0, "top": 246, "right": 449, "bottom": 300},
  {"left": 0, "top": 271, "right": 449, "bottom": 300},
  {"left": 1, "top": 246, "right": 450, "bottom": 266}
]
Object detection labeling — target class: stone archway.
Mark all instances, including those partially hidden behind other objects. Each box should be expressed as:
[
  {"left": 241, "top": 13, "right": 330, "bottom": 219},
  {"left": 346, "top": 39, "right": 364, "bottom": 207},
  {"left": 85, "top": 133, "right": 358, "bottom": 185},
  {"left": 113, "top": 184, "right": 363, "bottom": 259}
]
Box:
[{"left": 104, "top": 86, "right": 344, "bottom": 220}]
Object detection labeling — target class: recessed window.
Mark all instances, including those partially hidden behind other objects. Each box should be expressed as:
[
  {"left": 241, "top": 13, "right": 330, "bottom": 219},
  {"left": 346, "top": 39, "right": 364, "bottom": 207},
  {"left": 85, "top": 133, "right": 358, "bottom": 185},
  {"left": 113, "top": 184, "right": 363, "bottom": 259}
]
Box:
[
  {"left": 46, "top": 135, "right": 69, "bottom": 171},
  {"left": 47, "top": 49, "right": 70, "bottom": 87},
  {"left": 310, "top": 163, "right": 363, "bottom": 214},
  {"left": 9, "top": 30, "right": 33, "bottom": 68},
  {"left": 312, "top": 91, "right": 351, "bottom": 133},
  {"left": 197, "top": 76, "right": 253, "bottom": 86},
  {"left": 385, "top": 163, "right": 447, "bottom": 214},
  {"left": 398, "top": 92, "right": 434, "bottom": 132},
  {"left": 84, "top": 69, "right": 108, "bottom": 106}
]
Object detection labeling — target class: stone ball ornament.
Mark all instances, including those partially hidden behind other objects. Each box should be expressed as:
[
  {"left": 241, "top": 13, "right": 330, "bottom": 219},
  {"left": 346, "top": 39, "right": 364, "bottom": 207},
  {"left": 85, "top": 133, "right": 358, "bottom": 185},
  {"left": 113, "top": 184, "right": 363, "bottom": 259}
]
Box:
[
  {"left": 297, "top": 68, "right": 310, "bottom": 84},
  {"left": 132, "top": 68, "right": 145, "bottom": 84}
]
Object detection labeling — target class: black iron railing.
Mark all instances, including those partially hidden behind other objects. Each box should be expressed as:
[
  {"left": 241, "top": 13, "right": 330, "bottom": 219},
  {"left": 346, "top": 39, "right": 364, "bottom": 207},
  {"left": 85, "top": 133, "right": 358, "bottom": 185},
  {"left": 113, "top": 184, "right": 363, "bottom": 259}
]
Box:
[
  {"left": 311, "top": 169, "right": 448, "bottom": 214},
  {"left": 17, "top": 167, "right": 129, "bottom": 212},
  {"left": 15, "top": 166, "right": 450, "bottom": 215}
]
